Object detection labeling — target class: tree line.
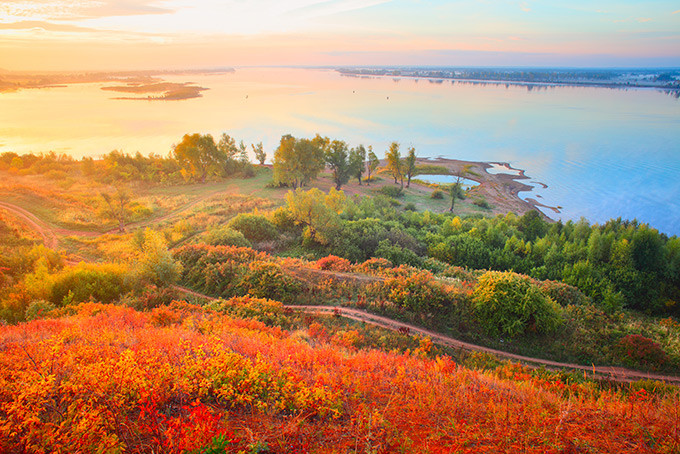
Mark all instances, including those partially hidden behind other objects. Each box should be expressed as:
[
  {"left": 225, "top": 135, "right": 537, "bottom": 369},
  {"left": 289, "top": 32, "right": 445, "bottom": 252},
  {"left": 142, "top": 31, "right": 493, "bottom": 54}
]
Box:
[
  {"left": 272, "top": 134, "right": 424, "bottom": 191},
  {"left": 0, "top": 132, "right": 267, "bottom": 184}
]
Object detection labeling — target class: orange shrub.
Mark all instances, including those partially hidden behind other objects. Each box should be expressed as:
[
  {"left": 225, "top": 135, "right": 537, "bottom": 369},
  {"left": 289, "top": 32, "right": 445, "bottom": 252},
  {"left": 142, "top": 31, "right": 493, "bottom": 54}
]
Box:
[{"left": 316, "top": 255, "right": 352, "bottom": 272}]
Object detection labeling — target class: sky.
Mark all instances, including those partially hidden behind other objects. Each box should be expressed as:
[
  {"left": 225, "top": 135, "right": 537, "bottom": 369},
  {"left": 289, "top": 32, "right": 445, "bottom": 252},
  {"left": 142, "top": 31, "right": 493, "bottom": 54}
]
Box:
[{"left": 0, "top": 0, "right": 679, "bottom": 71}]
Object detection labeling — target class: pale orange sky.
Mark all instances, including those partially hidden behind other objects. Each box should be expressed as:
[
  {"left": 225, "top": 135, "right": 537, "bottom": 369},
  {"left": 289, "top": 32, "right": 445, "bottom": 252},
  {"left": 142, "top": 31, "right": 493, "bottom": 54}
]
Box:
[{"left": 1, "top": 0, "right": 679, "bottom": 70}]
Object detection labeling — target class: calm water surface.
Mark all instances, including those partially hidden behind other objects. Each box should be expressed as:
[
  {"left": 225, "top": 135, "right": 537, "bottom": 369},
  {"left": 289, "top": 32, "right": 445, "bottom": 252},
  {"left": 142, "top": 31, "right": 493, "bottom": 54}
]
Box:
[{"left": 1, "top": 67, "right": 678, "bottom": 235}]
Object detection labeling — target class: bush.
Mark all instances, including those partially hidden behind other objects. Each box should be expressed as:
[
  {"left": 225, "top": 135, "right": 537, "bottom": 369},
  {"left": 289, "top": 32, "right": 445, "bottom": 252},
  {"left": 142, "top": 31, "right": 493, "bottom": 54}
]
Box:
[
  {"left": 123, "top": 285, "right": 180, "bottom": 311},
  {"left": 473, "top": 271, "right": 562, "bottom": 337},
  {"left": 616, "top": 334, "right": 667, "bottom": 368},
  {"left": 49, "top": 263, "right": 130, "bottom": 306},
  {"left": 25, "top": 300, "right": 56, "bottom": 320},
  {"left": 355, "top": 257, "right": 393, "bottom": 275},
  {"left": 378, "top": 186, "right": 403, "bottom": 198},
  {"left": 135, "top": 229, "right": 183, "bottom": 287},
  {"left": 403, "top": 202, "right": 417, "bottom": 212},
  {"left": 241, "top": 261, "right": 301, "bottom": 303},
  {"left": 227, "top": 214, "right": 279, "bottom": 243},
  {"left": 539, "top": 280, "right": 590, "bottom": 307},
  {"left": 209, "top": 296, "right": 289, "bottom": 327},
  {"left": 375, "top": 240, "right": 423, "bottom": 268},
  {"left": 203, "top": 226, "right": 252, "bottom": 248},
  {"left": 430, "top": 189, "right": 444, "bottom": 199},
  {"left": 473, "top": 198, "right": 491, "bottom": 209},
  {"left": 383, "top": 269, "right": 450, "bottom": 313},
  {"left": 316, "top": 255, "right": 352, "bottom": 272}
]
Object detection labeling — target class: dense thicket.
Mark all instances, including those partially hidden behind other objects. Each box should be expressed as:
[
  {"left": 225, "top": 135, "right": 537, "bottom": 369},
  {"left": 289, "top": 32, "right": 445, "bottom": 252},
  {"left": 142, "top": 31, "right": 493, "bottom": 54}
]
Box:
[{"left": 273, "top": 190, "right": 679, "bottom": 316}]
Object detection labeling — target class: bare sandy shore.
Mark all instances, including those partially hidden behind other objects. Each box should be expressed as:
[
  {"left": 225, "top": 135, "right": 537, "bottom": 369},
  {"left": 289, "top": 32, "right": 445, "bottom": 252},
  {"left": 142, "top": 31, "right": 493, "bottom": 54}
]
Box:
[{"left": 420, "top": 157, "right": 559, "bottom": 220}]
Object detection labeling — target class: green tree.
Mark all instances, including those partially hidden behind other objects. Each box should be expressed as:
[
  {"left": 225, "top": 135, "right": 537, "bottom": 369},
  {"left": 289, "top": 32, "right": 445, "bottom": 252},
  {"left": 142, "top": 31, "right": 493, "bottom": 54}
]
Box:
[
  {"left": 448, "top": 166, "right": 471, "bottom": 212},
  {"left": 217, "top": 133, "right": 238, "bottom": 160},
  {"left": 237, "top": 140, "right": 249, "bottom": 164},
  {"left": 385, "top": 142, "right": 403, "bottom": 187},
  {"left": 252, "top": 142, "right": 266, "bottom": 165},
  {"left": 404, "top": 146, "right": 417, "bottom": 188},
  {"left": 348, "top": 145, "right": 367, "bottom": 185},
  {"left": 273, "top": 135, "right": 325, "bottom": 189},
  {"left": 366, "top": 146, "right": 379, "bottom": 185},
  {"left": 172, "top": 133, "right": 224, "bottom": 183},
  {"left": 100, "top": 187, "right": 132, "bottom": 232},
  {"left": 448, "top": 182, "right": 464, "bottom": 213},
  {"left": 325, "top": 139, "right": 351, "bottom": 190},
  {"left": 284, "top": 188, "right": 345, "bottom": 245}
]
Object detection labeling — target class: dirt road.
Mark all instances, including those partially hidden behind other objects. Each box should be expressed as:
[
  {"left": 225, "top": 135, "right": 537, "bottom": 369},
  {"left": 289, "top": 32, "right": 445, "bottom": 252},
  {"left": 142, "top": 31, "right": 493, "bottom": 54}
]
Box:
[
  {"left": 171, "top": 285, "right": 680, "bottom": 385},
  {"left": 0, "top": 201, "right": 60, "bottom": 249}
]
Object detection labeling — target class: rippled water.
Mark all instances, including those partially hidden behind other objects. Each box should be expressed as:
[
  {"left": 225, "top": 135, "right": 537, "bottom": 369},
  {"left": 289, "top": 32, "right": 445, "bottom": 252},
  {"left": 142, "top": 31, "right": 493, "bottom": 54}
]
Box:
[{"left": 1, "top": 67, "right": 678, "bottom": 235}]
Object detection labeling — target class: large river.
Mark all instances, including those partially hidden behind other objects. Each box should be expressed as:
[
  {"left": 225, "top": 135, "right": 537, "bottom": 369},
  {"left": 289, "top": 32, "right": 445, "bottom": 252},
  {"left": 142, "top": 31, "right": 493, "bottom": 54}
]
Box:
[{"left": 1, "top": 67, "right": 679, "bottom": 235}]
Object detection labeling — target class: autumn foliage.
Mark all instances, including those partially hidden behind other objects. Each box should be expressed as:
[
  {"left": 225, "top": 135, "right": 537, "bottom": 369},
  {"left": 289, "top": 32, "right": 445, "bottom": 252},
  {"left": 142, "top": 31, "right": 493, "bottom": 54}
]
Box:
[{"left": 1, "top": 301, "right": 678, "bottom": 453}]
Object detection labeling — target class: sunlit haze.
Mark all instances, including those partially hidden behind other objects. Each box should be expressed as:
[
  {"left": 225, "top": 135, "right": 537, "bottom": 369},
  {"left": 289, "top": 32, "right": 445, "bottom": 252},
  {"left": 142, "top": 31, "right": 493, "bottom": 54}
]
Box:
[{"left": 1, "top": 0, "right": 679, "bottom": 70}]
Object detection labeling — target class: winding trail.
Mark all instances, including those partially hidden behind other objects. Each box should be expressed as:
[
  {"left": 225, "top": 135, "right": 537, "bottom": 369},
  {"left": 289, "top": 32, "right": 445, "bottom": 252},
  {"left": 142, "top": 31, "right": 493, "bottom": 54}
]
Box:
[
  {"left": 171, "top": 285, "right": 680, "bottom": 385},
  {"left": 4, "top": 198, "right": 679, "bottom": 385},
  {"left": 0, "top": 184, "right": 235, "bottom": 241},
  {"left": 0, "top": 201, "right": 60, "bottom": 249}
]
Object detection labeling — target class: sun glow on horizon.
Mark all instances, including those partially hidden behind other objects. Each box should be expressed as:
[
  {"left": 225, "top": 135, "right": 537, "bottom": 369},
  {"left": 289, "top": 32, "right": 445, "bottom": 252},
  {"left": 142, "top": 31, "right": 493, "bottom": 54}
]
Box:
[{"left": 0, "top": 0, "right": 679, "bottom": 70}]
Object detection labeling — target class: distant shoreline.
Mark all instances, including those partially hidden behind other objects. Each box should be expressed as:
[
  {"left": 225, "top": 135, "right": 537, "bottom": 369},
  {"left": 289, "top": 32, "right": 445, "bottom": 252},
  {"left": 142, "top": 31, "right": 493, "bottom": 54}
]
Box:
[
  {"left": 0, "top": 68, "right": 232, "bottom": 96},
  {"left": 337, "top": 68, "right": 680, "bottom": 95}
]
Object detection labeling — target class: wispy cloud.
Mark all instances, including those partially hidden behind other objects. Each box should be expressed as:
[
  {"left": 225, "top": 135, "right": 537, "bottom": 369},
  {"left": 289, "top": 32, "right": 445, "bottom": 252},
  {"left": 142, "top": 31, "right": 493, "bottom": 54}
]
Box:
[
  {"left": 637, "top": 17, "right": 653, "bottom": 23},
  {"left": 0, "top": 1, "right": 174, "bottom": 22}
]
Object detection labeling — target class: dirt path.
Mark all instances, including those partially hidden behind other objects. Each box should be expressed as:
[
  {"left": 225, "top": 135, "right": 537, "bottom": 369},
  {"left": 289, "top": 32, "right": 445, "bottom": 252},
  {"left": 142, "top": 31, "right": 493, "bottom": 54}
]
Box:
[
  {"left": 5, "top": 195, "right": 678, "bottom": 385},
  {"left": 171, "top": 285, "right": 680, "bottom": 385},
  {"left": 103, "top": 185, "right": 237, "bottom": 234},
  {"left": 1, "top": 183, "right": 236, "bottom": 242},
  {"left": 0, "top": 201, "right": 59, "bottom": 249}
]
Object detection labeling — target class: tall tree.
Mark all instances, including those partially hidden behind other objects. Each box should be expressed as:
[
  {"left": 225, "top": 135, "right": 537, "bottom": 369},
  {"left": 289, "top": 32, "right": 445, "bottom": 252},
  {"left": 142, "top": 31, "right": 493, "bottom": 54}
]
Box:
[
  {"left": 366, "top": 146, "right": 379, "bottom": 185},
  {"left": 252, "top": 142, "right": 266, "bottom": 165},
  {"left": 173, "top": 133, "right": 224, "bottom": 183},
  {"left": 449, "top": 166, "right": 471, "bottom": 212},
  {"left": 325, "top": 139, "right": 351, "bottom": 190},
  {"left": 349, "top": 144, "right": 367, "bottom": 185},
  {"left": 100, "top": 188, "right": 132, "bottom": 232},
  {"left": 449, "top": 181, "right": 465, "bottom": 213},
  {"left": 273, "top": 135, "right": 325, "bottom": 189},
  {"left": 385, "top": 141, "right": 403, "bottom": 188},
  {"left": 238, "top": 141, "right": 249, "bottom": 163},
  {"left": 405, "top": 146, "right": 417, "bottom": 188},
  {"left": 217, "top": 133, "right": 238, "bottom": 160}
]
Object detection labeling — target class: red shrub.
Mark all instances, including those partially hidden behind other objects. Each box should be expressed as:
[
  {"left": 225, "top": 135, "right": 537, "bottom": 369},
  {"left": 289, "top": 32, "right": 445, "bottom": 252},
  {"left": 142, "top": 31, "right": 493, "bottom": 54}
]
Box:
[{"left": 616, "top": 334, "right": 667, "bottom": 368}]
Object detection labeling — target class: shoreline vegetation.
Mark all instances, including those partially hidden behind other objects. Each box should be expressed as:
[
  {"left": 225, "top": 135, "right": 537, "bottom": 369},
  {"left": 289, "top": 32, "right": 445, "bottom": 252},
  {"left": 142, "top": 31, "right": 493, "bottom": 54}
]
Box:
[{"left": 336, "top": 67, "right": 680, "bottom": 96}]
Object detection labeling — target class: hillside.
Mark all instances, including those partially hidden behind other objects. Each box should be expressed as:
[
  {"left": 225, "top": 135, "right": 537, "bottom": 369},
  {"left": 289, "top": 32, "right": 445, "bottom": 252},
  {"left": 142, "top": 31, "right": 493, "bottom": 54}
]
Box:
[
  {"left": 0, "top": 146, "right": 679, "bottom": 452},
  {"left": 1, "top": 302, "right": 678, "bottom": 453}
]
